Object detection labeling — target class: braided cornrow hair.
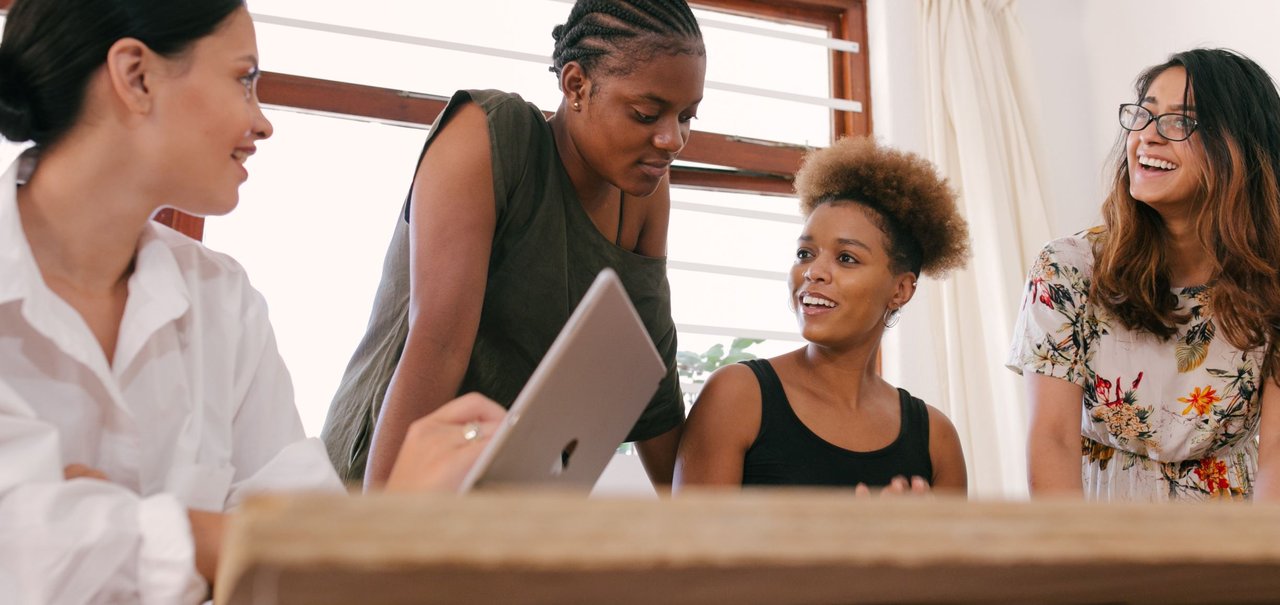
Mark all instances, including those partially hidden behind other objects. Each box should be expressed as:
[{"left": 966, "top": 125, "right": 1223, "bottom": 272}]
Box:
[{"left": 550, "top": 0, "right": 703, "bottom": 79}]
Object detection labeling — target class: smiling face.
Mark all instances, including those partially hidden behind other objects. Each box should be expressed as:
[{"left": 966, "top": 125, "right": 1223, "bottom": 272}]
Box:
[
  {"left": 789, "top": 202, "right": 916, "bottom": 348},
  {"left": 148, "top": 7, "right": 271, "bottom": 216},
  {"left": 564, "top": 50, "right": 705, "bottom": 197},
  {"left": 1126, "top": 66, "right": 1206, "bottom": 213}
]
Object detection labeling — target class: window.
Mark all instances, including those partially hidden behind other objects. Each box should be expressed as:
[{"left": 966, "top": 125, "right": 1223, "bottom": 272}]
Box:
[
  {"left": 202, "top": 1, "right": 869, "bottom": 438},
  {"left": 0, "top": 1, "right": 871, "bottom": 491}
]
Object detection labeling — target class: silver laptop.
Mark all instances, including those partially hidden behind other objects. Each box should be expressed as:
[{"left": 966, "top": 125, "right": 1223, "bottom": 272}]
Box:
[{"left": 459, "top": 268, "right": 666, "bottom": 492}]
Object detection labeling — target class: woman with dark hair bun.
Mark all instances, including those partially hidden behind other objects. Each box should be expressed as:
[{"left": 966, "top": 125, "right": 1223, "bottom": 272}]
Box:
[
  {"left": 1010, "top": 48, "right": 1280, "bottom": 501},
  {"left": 322, "top": 0, "right": 707, "bottom": 488},
  {"left": 674, "top": 137, "right": 970, "bottom": 494},
  {"left": 0, "top": 1, "right": 503, "bottom": 601}
]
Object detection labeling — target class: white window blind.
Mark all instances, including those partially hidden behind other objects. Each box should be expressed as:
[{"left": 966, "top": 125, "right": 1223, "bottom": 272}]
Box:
[{"left": 247, "top": 0, "right": 845, "bottom": 146}]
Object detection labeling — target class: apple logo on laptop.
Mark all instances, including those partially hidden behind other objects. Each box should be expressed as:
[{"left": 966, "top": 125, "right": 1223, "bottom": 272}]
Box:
[{"left": 550, "top": 438, "right": 579, "bottom": 476}]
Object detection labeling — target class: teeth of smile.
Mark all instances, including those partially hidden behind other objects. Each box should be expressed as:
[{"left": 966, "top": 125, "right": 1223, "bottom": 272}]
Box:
[
  {"left": 802, "top": 295, "right": 836, "bottom": 308},
  {"left": 1139, "top": 156, "right": 1178, "bottom": 170}
]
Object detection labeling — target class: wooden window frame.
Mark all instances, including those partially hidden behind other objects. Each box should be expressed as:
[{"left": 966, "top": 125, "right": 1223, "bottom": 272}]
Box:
[
  {"left": 0, "top": 0, "right": 869, "bottom": 240},
  {"left": 693, "top": 0, "right": 870, "bottom": 139}
]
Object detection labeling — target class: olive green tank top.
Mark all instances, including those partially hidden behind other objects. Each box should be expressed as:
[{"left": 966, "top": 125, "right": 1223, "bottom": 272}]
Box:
[{"left": 320, "top": 89, "right": 684, "bottom": 482}]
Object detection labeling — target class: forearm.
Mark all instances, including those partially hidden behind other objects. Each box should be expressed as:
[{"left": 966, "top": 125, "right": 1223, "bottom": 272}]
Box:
[
  {"left": 636, "top": 424, "right": 683, "bottom": 489},
  {"left": 364, "top": 328, "right": 475, "bottom": 487},
  {"left": 1024, "top": 374, "right": 1086, "bottom": 497},
  {"left": 1253, "top": 378, "right": 1280, "bottom": 502},
  {"left": 1028, "top": 438, "right": 1083, "bottom": 496},
  {"left": 366, "top": 385, "right": 466, "bottom": 487},
  {"left": 188, "top": 509, "right": 225, "bottom": 585},
  {"left": 1256, "top": 467, "right": 1280, "bottom": 502},
  {"left": 1255, "top": 433, "right": 1280, "bottom": 502}
]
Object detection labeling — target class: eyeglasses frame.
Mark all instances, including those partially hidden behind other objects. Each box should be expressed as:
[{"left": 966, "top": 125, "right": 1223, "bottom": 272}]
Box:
[{"left": 1117, "top": 103, "right": 1199, "bottom": 142}]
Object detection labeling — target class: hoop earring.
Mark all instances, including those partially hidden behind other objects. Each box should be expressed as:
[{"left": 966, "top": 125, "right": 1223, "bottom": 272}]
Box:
[{"left": 883, "top": 307, "right": 901, "bottom": 328}]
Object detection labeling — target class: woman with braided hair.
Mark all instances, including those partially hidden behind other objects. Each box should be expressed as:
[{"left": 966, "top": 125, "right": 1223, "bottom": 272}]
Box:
[
  {"left": 674, "top": 137, "right": 969, "bottom": 494},
  {"left": 322, "top": 0, "right": 706, "bottom": 488}
]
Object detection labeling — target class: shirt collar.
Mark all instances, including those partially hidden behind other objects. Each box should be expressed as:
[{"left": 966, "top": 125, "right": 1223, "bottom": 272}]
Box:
[
  {"left": 0, "top": 149, "right": 43, "bottom": 306},
  {"left": 112, "top": 222, "right": 193, "bottom": 372},
  {"left": 0, "top": 149, "right": 192, "bottom": 374}
]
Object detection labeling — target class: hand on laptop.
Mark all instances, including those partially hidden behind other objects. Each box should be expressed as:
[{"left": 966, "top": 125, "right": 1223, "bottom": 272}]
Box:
[{"left": 384, "top": 392, "right": 506, "bottom": 493}]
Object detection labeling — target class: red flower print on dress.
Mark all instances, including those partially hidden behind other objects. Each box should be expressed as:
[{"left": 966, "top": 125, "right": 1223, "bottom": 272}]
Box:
[
  {"left": 1030, "top": 277, "right": 1053, "bottom": 309},
  {"left": 1098, "top": 374, "right": 1139, "bottom": 408},
  {"left": 1193, "top": 458, "right": 1231, "bottom": 496}
]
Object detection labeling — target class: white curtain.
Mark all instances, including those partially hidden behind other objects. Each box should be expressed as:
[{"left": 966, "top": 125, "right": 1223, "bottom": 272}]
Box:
[{"left": 891, "top": 0, "right": 1052, "bottom": 498}]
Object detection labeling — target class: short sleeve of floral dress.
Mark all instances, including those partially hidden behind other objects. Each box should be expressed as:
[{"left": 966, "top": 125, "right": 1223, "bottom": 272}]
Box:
[{"left": 1007, "top": 229, "right": 1263, "bottom": 501}]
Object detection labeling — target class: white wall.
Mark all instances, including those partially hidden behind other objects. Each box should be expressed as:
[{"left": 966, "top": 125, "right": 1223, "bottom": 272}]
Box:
[
  {"left": 866, "top": 0, "right": 938, "bottom": 404},
  {"left": 1012, "top": 0, "right": 1098, "bottom": 235},
  {"left": 870, "top": 0, "right": 1280, "bottom": 237},
  {"left": 1020, "top": 0, "right": 1280, "bottom": 234}
]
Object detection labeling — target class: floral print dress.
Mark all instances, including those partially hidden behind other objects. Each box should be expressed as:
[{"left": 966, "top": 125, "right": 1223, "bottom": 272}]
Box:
[{"left": 1007, "top": 230, "right": 1262, "bottom": 501}]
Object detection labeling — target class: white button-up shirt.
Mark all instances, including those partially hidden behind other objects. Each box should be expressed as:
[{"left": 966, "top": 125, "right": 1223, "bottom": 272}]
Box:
[{"left": 0, "top": 152, "right": 343, "bottom": 604}]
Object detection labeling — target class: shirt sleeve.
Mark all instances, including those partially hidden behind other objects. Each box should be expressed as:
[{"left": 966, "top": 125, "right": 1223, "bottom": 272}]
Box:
[
  {"left": 1006, "top": 237, "right": 1094, "bottom": 387},
  {"left": 224, "top": 287, "right": 345, "bottom": 508},
  {"left": 0, "top": 383, "right": 207, "bottom": 605}
]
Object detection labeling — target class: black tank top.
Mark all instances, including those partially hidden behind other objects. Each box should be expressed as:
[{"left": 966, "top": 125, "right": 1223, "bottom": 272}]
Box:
[{"left": 740, "top": 359, "right": 934, "bottom": 487}]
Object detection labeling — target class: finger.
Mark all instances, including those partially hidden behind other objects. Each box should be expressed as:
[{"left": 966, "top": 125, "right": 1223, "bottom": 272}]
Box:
[
  {"left": 63, "top": 464, "right": 108, "bottom": 481},
  {"left": 456, "top": 420, "right": 504, "bottom": 447},
  {"left": 854, "top": 483, "right": 871, "bottom": 497},
  {"left": 881, "top": 476, "right": 908, "bottom": 495},
  {"left": 476, "top": 420, "right": 503, "bottom": 441},
  {"left": 910, "top": 476, "right": 931, "bottom": 494},
  {"left": 433, "top": 392, "right": 507, "bottom": 424}
]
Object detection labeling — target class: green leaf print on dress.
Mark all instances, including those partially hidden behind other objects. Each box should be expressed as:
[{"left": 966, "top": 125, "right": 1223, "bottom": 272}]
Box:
[
  {"left": 1175, "top": 286, "right": 1215, "bottom": 373},
  {"left": 1020, "top": 245, "right": 1103, "bottom": 386}
]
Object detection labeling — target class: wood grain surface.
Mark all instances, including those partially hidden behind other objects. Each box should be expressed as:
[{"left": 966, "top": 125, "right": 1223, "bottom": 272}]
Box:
[{"left": 216, "top": 489, "right": 1280, "bottom": 604}]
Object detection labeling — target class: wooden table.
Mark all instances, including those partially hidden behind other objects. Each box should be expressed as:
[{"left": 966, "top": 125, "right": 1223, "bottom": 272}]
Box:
[{"left": 215, "top": 490, "right": 1280, "bottom": 604}]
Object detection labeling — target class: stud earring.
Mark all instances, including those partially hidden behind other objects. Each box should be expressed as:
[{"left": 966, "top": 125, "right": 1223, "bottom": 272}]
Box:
[{"left": 573, "top": 101, "right": 581, "bottom": 111}]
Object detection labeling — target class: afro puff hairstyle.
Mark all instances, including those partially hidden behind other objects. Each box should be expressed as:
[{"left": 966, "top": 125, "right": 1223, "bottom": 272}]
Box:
[{"left": 793, "top": 136, "right": 970, "bottom": 278}]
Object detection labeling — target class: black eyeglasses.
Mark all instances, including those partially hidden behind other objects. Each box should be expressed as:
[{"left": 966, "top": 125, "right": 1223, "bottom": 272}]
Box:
[{"left": 1118, "top": 104, "right": 1198, "bottom": 141}]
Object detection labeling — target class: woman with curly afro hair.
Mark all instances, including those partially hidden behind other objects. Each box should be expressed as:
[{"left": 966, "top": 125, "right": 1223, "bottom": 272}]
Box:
[{"left": 674, "top": 137, "right": 970, "bottom": 494}]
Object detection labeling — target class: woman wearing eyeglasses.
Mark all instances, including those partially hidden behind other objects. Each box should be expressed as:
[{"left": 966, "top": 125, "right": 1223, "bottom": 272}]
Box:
[{"left": 1009, "top": 48, "right": 1280, "bottom": 501}]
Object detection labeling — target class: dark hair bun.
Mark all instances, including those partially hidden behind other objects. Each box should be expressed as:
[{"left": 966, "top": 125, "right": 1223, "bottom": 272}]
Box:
[
  {"left": 0, "top": 0, "right": 243, "bottom": 147},
  {"left": 0, "top": 56, "right": 34, "bottom": 142}
]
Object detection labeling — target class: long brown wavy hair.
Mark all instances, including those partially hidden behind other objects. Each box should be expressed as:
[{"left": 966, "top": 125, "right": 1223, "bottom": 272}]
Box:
[{"left": 1093, "top": 48, "right": 1280, "bottom": 377}]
